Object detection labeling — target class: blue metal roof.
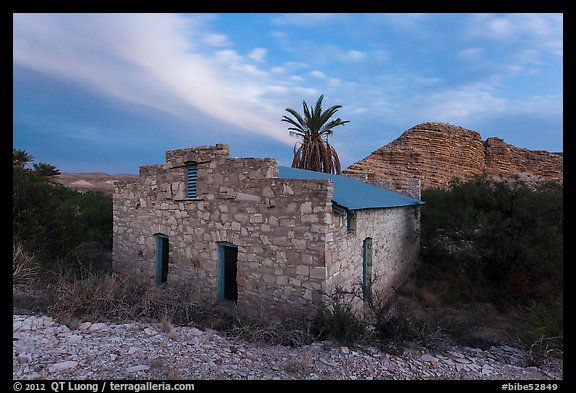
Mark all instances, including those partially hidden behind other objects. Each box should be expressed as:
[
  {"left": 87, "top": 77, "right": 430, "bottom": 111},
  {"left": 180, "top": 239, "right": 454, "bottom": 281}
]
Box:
[{"left": 277, "top": 166, "right": 424, "bottom": 211}]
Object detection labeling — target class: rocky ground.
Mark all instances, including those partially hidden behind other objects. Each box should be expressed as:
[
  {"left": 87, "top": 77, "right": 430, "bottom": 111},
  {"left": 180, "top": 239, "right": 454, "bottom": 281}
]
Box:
[{"left": 13, "top": 314, "right": 562, "bottom": 381}]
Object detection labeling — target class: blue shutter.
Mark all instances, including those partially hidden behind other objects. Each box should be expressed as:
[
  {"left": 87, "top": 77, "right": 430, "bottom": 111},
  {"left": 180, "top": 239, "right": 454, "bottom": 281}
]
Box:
[{"left": 187, "top": 163, "right": 197, "bottom": 199}]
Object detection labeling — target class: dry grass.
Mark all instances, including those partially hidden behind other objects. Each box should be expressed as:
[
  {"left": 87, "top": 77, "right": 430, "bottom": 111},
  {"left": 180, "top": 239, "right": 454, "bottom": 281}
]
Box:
[
  {"left": 17, "top": 270, "right": 314, "bottom": 349},
  {"left": 13, "top": 243, "right": 39, "bottom": 284},
  {"left": 226, "top": 320, "right": 313, "bottom": 347},
  {"left": 47, "top": 272, "right": 147, "bottom": 322}
]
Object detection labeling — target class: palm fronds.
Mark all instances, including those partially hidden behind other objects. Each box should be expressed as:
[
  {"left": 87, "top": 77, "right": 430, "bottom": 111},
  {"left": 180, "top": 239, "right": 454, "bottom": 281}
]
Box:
[{"left": 282, "top": 95, "right": 349, "bottom": 174}]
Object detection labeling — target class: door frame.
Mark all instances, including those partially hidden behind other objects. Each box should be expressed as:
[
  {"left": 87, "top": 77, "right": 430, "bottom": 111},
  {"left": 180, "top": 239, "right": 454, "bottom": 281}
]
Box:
[
  {"left": 362, "top": 237, "right": 373, "bottom": 302},
  {"left": 217, "top": 241, "right": 238, "bottom": 302},
  {"left": 155, "top": 234, "right": 169, "bottom": 286}
]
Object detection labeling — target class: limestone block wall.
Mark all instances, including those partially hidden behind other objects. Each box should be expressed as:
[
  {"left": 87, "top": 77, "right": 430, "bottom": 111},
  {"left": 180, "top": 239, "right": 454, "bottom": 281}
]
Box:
[
  {"left": 325, "top": 206, "right": 421, "bottom": 313},
  {"left": 113, "top": 145, "right": 334, "bottom": 321}
]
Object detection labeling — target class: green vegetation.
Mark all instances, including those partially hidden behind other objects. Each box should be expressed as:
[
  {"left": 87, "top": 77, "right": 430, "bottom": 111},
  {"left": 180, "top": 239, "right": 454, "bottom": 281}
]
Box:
[
  {"left": 418, "top": 175, "right": 563, "bottom": 354},
  {"left": 420, "top": 175, "right": 562, "bottom": 302},
  {"left": 13, "top": 149, "right": 112, "bottom": 275},
  {"left": 282, "top": 95, "right": 349, "bottom": 174}
]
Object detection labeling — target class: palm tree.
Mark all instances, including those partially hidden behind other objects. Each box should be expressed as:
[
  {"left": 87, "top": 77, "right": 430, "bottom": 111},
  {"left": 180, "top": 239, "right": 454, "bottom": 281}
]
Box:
[
  {"left": 282, "top": 95, "right": 349, "bottom": 174},
  {"left": 32, "top": 162, "right": 61, "bottom": 180},
  {"left": 13, "top": 149, "right": 34, "bottom": 168}
]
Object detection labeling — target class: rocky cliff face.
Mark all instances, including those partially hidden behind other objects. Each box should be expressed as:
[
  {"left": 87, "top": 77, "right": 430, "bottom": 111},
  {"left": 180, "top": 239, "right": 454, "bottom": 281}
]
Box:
[{"left": 344, "top": 122, "right": 563, "bottom": 192}]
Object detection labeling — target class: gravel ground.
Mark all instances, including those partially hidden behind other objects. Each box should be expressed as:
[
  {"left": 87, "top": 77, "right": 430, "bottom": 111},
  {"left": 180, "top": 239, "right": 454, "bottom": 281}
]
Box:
[{"left": 13, "top": 314, "right": 562, "bottom": 381}]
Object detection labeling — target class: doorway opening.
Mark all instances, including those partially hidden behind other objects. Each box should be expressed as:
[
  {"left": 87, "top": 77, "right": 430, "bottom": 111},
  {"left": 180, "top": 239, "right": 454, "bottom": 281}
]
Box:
[
  {"left": 362, "top": 237, "right": 373, "bottom": 304},
  {"left": 217, "top": 242, "right": 238, "bottom": 302},
  {"left": 155, "top": 234, "right": 169, "bottom": 286}
]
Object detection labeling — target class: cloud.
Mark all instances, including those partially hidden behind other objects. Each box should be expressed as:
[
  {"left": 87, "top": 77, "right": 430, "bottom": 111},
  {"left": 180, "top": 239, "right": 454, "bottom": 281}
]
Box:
[
  {"left": 203, "top": 33, "right": 230, "bottom": 47},
  {"left": 342, "top": 50, "right": 366, "bottom": 62},
  {"left": 248, "top": 48, "right": 267, "bottom": 62},
  {"left": 271, "top": 13, "right": 344, "bottom": 27},
  {"left": 214, "top": 49, "right": 244, "bottom": 63},
  {"left": 12, "top": 13, "right": 294, "bottom": 145},
  {"left": 467, "top": 13, "right": 563, "bottom": 54},
  {"left": 309, "top": 70, "right": 327, "bottom": 79}
]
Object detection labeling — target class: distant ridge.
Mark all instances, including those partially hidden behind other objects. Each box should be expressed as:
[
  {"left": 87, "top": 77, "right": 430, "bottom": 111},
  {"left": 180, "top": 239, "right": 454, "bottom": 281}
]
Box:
[
  {"left": 343, "top": 122, "right": 563, "bottom": 191},
  {"left": 55, "top": 173, "right": 139, "bottom": 195}
]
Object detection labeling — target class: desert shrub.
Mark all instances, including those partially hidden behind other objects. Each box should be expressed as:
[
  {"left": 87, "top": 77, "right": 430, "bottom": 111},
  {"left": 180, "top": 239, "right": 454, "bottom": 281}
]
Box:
[
  {"left": 47, "top": 273, "right": 148, "bottom": 321},
  {"left": 512, "top": 297, "right": 563, "bottom": 363},
  {"left": 311, "top": 290, "right": 365, "bottom": 344},
  {"left": 420, "top": 175, "right": 562, "bottom": 304},
  {"left": 140, "top": 283, "right": 208, "bottom": 325},
  {"left": 13, "top": 161, "right": 113, "bottom": 274},
  {"left": 13, "top": 243, "right": 39, "bottom": 284},
  {"left": 374, "top": 306, "right": 452, "bottom": 352},
  {"left": 226, "top": 320, "right": 313, "bottom": 347}
]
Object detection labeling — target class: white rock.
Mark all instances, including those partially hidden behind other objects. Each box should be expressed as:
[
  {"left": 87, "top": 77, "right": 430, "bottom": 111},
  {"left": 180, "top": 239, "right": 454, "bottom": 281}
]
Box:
[
  {"left": 482, "top": 364, "right": 494, "bottom": 375},
  {"left": 79, "top": 322, "right": 92, "bottom": 331},
  {"left": 421, "top": 354, "right": 438, "bottom": 362},
  {"left": 88, "top": 323, "right": 109, "bottom": 331},
  {"left": 50, "top": 361, "right": 78, "bottom": 372},
  {"left": 144, "top": 328, "right": 158, "bottom": 336},
  {"left": 126, "top": 365, "right": 150, "bottom": 373}
]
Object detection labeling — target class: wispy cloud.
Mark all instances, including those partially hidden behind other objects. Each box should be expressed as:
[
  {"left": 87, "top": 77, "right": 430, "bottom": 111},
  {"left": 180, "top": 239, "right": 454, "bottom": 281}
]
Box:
[
  {"left": 203, "top": 33, "right": 231, "bottom": 47},
  {"left": 13, "top": 13, "right": 294, "bottom": 145},
  {"left": 271, "top": 13, "right": 345, "bottom": 27},
  {"left": 248, "top": 48, "right": 267, "bottom": 62},
  {"left": 466, "top": 13, "right": 563, "bottom": 56},
  {"left": 13, "top": 13, "right": 563, "bottom": 172}
]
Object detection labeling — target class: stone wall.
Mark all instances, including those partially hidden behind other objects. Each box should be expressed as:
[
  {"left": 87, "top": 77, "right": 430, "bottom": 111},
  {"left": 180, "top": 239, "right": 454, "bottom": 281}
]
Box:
[
  {"left": 325, "top": 207, "right": 421, "bottom": 313},
  {"left": 114, "top": 144, "right": 422, "bottom": 322},
  {"left": 344, "top": 122, "right": 563, "bottom": 191},
  {"left": 113, "top": 145, "right": 335, "bottom": 321}
]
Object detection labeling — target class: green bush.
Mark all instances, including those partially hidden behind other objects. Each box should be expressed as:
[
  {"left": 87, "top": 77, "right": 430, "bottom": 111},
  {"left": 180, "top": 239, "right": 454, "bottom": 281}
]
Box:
[
  {"left": 13, "top": 159, "right": 113, "bottom": 273},
  {"left": 420, "top": 175, "right": 562, "bottom": 304},
  {"left": 517, "top": 297, "right": 563, "bottom": 345}
]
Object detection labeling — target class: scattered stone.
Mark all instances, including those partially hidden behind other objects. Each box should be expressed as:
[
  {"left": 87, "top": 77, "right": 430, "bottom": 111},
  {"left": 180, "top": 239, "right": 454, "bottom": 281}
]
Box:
[
  {"left": 420, "top": 354, "right": 439, "bottom": 365},
  {"left": 481, "top": 364, "right": 493, "bottom": 376},
  {"left": 126, "top": 365, "right": 150, "bottom": 373},
  {"left": 49, "top": 361, "right": 78, "bottom": 372},
  {"left": 12, "top": 314, "right": 562, "bottom": 381},
  {"left": 144, "top": 328, "right": 158, "bottom": 336},
  {"left": 88, "top": 323, "right": 108, "bottom": 331}
]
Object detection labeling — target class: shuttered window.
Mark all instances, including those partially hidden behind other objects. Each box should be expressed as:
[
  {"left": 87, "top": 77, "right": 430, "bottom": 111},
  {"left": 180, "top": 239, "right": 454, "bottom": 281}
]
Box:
[{"left": 186, "top": 162, "right": 197, "bottom": 199}]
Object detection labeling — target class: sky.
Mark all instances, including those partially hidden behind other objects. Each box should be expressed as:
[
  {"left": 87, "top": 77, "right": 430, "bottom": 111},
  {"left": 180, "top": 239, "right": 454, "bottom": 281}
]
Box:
[{"left": 13, "top": 13, "right": 563, "bottom": 174}]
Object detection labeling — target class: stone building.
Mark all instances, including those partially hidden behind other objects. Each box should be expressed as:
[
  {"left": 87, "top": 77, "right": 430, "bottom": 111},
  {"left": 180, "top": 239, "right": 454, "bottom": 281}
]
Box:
[{"left": 113, "top": 144, "right": 424, "bottom": 321}]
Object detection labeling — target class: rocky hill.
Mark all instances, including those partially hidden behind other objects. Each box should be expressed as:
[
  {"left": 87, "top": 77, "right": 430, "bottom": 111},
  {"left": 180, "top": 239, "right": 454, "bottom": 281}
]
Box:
[{"left": 344, "top": 122, "right": 563, "bottom": 192}]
